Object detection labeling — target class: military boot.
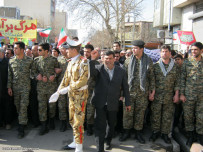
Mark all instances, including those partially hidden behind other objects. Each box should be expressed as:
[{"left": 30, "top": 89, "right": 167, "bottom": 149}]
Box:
[
  {"left": 161, "top": 134, "right": 171, "bottom": 144},
  {"left": 39, "top": 121, "right": 49, "bottom": 135},
  {"left": 135, "top": 130, "right": 145, "bottom": 144},
  {"left": 87, "top": 124, "right": 93, "bottom": 136},
  {"left": 186, "top": 131, "right": 195, "bottom": 146},
  {"left": 18, "top": 125, "right": 25, "bottom": 139},
  {"left": 49, "top": 118, "right": 55, "bottom": 130},
  {"left": 149, "top": 131, "right": 160, "bottom": 142},
  {"left": 60, "top": 120, "right": 67, "bottom": 132},
  {"left": 119, "top": 129, "right": 131, "bottom": 141}
]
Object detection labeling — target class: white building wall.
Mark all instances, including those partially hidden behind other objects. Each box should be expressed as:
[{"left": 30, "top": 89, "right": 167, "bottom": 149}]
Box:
[
  {"left": 181, "top": 4, "right": 194, "bottom": 31},
  {"left": 193, "top": 17, "right": 203, "bottom": 42},
  {"left": 0, "top": 0, "right": 4, "bottom": 6},
  {"left": 163, "top": 0, "right": 182, "bottom": 26},
  {"left": 153, "top": 0, "right": 164, "bottom": 27}
]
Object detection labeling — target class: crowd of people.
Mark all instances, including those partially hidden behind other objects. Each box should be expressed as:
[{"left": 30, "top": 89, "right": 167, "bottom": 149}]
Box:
[{"left": 0, "top": 38, "right": 202, "bottom": 152}]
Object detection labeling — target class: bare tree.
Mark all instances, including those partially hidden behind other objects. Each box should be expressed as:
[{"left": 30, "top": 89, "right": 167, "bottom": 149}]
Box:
[
  {"left": 57, "top": 0, "right": 143, "bottom": 45},
  {"left": 90, "top": 29, "right": 113, "bottom": 48}
]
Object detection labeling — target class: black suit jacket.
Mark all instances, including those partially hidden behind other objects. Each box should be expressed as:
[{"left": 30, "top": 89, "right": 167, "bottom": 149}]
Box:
[
  {"left": 91, "top": 64, "right": 130, "bottom": 111},
  {"left": 0, "top": 58, "right": 8, "bottom": 96}
]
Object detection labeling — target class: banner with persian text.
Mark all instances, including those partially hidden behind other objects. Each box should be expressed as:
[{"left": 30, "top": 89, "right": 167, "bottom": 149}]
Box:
[
  {"left": 177, "top": 31, "right": 196, "bottom": 45},
  {"left": 0, "top": 18, "right": 37, "bottom": 38}
]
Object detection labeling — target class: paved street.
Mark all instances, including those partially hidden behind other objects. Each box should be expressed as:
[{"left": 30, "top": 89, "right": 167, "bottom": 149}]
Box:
[{"left": 0, "top": 120, "right": 177, "bottom": 152}]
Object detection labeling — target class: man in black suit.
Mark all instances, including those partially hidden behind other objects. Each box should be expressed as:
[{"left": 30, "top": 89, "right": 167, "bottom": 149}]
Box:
[{"left": 91, "top": 50, "right": 131, "bottom": 152}]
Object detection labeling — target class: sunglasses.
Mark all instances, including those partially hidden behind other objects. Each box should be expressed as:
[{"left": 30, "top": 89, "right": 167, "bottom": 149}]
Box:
[{"left": 38, "top": 49, "right": 43, "bottom": 52}]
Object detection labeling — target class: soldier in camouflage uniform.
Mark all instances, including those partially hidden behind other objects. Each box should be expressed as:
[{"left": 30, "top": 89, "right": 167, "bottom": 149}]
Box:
[
  {"left": 120, "top": 40, "right": 155, "bottom": 144},
  {"left": 58, "top": 40, "right": 89, "bottom": 152},
  {"left": 32, "top": 43, "right": 59, "bottom": 135},
  {"left": 180, "top": 42, "right": 203, "bottom": 146},
  {"left": 149, "top": 45, "right": 180, "bottom": 144},
  {"left": 7, "top": 41, "right": 33, "bottom": 139},
  {"left": 57, "top": 45, "right": 70, "bottom": 132}
]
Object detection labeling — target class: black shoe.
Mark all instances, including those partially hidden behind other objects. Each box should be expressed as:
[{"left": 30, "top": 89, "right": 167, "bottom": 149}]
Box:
[
  {"left": 87, "top": 124, "right": 93, "bottom": 136},
  {"left": 135, "top": 130, "right": 145, "bottom": 144},
  {"left": 105, "top": 143, "right": 111, "bottom": 150},
  {"left": 161, "top": 134, "right": 171, "bottom": 144},
  {"left": 149, "top": 131, "right": 160, "bottom": 142},
  {"left": 60, "top": 120, "right": 67, "bottom": 132},
  {"left": 62, "top": 144, "right": 75, "bottom": 150},
  {"left": 17, "top": 125, "right": 25, "bottom": 139},
  {"left": 119, "top": 129, "right": 130, "bottom": 141},
  {"left": 199, "top": 134, "right": 203, "bottom": 146},
  {"left": 39, "top": 121, "right": 49, "bottom": 135},
  {"left": 49, "top": 118, "right": 55, "bottom": 130}
]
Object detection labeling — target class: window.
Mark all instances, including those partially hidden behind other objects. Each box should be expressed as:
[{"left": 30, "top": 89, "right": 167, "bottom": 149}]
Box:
[{"left": 195, "top": 1, "right": 203, "bottom": 13}]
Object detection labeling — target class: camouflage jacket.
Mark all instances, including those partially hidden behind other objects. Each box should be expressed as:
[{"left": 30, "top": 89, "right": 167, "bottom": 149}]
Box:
[
  {"left": 153, "top": 60, "right": 180, "bottom": 103},
  {"left": 180, "top": 57, "right": 203, "bottom": 95},
  {"left": 32, "top": 55, "right": 59, "bottom": 91},
  {"left": 124, "top": 55, "right": 155, "bottom": 94},
  {"left": 7, "top": 55, "right": 33, "bottom": 91},
  {"left": 57, "top": 55, "right": 69, "bottom": 84},
  {"left": 58, "top": 55, "right": 89, "bottom": 92}
]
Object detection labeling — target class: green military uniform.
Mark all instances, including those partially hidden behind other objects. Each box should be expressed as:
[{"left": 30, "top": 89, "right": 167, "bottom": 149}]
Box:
[
  {"left": 86, "top": 76, "right": 96, "bottom": 125},
  {"left": 180, "top": 57, "right": 203, "bottom": 135},
  {"left": 7, "top": 56, "right": 33, "bottom": 125},
  {"left": 123, "top": 54, "right": 155, "bottom": 131},
  {"left": 32, "top": 56, "right": 59, "bottom": 121},
  {"left": 57, "top": 55, "right": 69, "bottom": 121},
  {"left": 58, "top": 55, "right": 89, "bottom": 144},
  {"left": 86, "top": 60, "right": 100, "bottom": 126},
  {"left": 151, "top": 59, "right": 180, "bottom": 134}
]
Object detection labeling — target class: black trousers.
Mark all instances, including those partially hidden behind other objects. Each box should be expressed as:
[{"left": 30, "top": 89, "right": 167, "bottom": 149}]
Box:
[
  {"left": 28, "top": 79, "right": 40, "bottom": 126},
  {"left": 0, "top": 94, "right": 15, "bottom": 125},
  {"left": 94, "top": 105, "right": 117, "bottom": 152}
]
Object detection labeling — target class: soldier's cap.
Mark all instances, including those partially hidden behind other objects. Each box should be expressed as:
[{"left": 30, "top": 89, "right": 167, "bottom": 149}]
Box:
[
  {"left": 66, "top": 37, "right": 81, "bottom": 48},
  {"left": 0, "top": 48, "right": 4, "bottom": 53},
  {"left": 131, "top": 40, "right": 145, "bottom": 47}
]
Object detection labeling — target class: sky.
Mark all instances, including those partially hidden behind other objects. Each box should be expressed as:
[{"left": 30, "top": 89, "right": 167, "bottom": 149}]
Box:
[{"left": 59, "top": 0, "right": 154, "bottom": 41}]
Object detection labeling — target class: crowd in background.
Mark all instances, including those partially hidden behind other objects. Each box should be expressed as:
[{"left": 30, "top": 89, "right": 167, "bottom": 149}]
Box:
[{"left": 0, "top": 38, "right": 202, "bottom": 151}]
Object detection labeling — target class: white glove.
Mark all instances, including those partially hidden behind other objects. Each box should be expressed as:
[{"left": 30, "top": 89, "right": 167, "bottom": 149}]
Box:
[
  {"left": 59, "top": 86, "right": 70, "bottom": 94},
  {"left": 49, "top": 92, "right": 59, "bottom": 103}
]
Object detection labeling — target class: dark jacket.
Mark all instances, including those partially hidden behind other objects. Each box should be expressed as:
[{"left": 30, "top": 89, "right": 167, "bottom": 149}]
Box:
[
  {"left": 0, "top": 57, "right": 9, "bottom": 96},
  {"left": 91, "top": 64, "right": 130, "bottom": 111}
]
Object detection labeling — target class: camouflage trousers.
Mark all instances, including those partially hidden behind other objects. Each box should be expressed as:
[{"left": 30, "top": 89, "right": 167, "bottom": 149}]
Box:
[
  {"left": 86, "top": 94, "right": 95, "bottom": 125},
  {"left": 123, "top": 91, "right": 148, "bottom": 131},
  {"left": 183, "top": 93, "right": 203, "bottom": 135},
  {"left": 58, "top": 94, "right": 68, "bottom": 120},
  {"left": 151, "top": 100, "right": 174, "bottom": 134},
  {"left": 38, "top": 91, "right": 56, "bottom": 122},
  {"left": 13, "top": 89, "right": 29, "bottom": 125},
  {"left": 69, "top": 89, "right": 88, "bottom": 144}
]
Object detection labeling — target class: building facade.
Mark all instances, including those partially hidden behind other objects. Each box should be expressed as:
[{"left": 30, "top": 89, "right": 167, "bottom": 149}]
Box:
[{"left": 153, "top": 0, "right": 203, "bottom": 52}]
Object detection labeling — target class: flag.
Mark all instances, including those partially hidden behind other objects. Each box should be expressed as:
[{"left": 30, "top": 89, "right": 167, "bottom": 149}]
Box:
[
  {"left": 39, "top": 28, "right": 52, "bottom": 37},
  {"left": 57, "top": 28, "right": 67, "bottom": 48}
]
